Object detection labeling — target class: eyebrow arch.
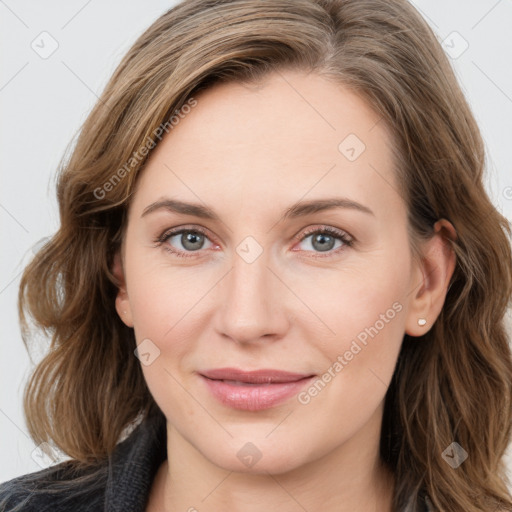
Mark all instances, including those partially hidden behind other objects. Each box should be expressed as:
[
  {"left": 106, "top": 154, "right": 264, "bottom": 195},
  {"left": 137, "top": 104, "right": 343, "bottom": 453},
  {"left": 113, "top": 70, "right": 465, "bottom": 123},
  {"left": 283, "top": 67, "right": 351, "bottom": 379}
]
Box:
[
  {"left": 141, "top": 197, "right": 374, "bottom": 221},
  {"left": 282, "top": 197, "right": 374, "bottom": 219},
  {"left": 142, "top": 199, "right": 220, "bottom": 220}
]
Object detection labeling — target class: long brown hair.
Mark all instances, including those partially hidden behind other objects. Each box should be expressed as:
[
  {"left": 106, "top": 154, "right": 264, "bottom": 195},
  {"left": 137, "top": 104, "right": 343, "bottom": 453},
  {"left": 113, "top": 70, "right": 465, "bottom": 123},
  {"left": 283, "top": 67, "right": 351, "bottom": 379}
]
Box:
[{"left": 16, "top": 0, "right": 512, "bottom": 510}]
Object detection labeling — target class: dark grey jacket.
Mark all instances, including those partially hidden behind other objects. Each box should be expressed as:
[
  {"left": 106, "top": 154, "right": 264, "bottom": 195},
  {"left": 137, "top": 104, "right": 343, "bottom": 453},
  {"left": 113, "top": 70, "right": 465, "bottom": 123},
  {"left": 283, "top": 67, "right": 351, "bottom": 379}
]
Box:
[
  {"left": 0, "top": 413, "right": 167, "bottom": 512},
  {"left": 0, "top": 412, "right": 433, "bottom": 511}
]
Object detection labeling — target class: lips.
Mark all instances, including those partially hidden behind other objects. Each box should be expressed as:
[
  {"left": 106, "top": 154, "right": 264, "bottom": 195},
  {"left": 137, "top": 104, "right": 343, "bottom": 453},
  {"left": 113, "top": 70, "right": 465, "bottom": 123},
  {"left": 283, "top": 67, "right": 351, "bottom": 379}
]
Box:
[
  {"left": 199, "top": 367, "right": 315, "bottom": 411},
  {"left": 200, "top": 367, "right": 313, "bottom": 384}
]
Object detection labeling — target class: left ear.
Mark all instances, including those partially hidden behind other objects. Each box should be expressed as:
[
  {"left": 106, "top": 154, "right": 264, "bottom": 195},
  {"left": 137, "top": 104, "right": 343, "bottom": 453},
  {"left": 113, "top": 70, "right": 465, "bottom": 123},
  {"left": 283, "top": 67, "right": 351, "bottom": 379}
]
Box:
[{"left": 405, "top": 219, "right": 457, "bottom": 336}]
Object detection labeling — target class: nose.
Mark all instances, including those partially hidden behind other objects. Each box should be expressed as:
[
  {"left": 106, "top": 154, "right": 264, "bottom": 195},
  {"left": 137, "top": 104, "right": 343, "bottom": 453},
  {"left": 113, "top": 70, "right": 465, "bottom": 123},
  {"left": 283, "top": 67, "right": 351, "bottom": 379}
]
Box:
[{"left": 214, "top": 244, "right": 290, "bottom": 345}]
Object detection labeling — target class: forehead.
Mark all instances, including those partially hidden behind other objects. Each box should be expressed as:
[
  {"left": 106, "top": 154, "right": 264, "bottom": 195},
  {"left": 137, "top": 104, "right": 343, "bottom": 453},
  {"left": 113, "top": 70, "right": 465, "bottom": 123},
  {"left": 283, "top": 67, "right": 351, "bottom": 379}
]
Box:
[{"left": 131, "top": 70, "right": 403, "bottom": 223}]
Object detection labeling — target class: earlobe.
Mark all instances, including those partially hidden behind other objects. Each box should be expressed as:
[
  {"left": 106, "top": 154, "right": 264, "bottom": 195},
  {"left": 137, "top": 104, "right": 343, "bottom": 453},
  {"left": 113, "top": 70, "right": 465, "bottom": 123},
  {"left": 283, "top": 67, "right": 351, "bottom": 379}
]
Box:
[
  {"left": 112, "top": 251, "right": 134, "bottom": 328},
  {"left": 405, "top": 219, "right": 457, "bottom": 337}
]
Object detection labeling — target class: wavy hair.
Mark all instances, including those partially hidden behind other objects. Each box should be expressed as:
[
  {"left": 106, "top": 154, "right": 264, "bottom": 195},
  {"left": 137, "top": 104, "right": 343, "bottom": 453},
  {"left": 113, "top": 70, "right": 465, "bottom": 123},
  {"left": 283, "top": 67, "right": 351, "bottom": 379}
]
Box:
[{"left": 15, "top": 0, "right": 512, "bottom": 510}]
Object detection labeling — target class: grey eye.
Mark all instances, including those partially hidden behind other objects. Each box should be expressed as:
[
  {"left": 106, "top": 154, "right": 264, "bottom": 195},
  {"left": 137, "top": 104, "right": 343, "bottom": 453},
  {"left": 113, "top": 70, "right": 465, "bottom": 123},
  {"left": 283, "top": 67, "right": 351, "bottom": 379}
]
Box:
[
  {"left": 299, "top": 232, "right": 344, "bottom": 253},
  {"left": 167, "top": 230, "right": 212, "bottom": 252}
]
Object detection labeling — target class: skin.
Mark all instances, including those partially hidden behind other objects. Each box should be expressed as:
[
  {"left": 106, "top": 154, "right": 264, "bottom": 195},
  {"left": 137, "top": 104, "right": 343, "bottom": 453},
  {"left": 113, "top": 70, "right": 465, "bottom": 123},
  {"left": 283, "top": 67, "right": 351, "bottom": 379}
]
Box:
[{"left": 113, "top": 69, "right": 456, "bottom": 512}]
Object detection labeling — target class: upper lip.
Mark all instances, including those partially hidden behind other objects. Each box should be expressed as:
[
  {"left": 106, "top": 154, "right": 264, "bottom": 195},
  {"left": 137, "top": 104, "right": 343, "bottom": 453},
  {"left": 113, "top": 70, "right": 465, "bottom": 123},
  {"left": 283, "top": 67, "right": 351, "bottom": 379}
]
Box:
[{"left": 200, "top": 368, "right": 314, "bottom": 384}]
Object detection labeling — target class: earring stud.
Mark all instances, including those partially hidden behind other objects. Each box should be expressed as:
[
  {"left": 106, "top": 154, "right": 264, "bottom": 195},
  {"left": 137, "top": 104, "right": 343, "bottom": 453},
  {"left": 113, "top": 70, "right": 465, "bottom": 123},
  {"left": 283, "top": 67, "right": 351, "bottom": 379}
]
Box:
[{"left": 418, "top": 318, "right": 427, "bottom": 326}]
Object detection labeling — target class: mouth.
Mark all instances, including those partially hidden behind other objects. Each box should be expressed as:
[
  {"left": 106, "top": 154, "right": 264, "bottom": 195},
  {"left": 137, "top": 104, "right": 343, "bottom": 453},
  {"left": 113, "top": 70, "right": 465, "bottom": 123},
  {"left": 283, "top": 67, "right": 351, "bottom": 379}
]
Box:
[{"left": 199, "top": 368, "right": 315, "bottom": 410}]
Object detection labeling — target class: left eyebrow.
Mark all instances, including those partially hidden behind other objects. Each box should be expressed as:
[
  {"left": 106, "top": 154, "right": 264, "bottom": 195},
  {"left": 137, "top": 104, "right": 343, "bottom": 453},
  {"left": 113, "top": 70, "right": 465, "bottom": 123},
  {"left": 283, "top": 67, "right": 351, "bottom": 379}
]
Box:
[{"left": 281, "top": 197, "right": 375, "bottom": 219}]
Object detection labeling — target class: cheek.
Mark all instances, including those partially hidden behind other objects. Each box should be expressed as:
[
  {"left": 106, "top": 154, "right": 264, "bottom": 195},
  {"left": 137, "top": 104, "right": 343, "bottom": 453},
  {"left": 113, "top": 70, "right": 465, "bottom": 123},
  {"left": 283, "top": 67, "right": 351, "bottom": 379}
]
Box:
[
  {"left": 124, "top": 255, "right": 221, "bottom": 405},
  {"left": 299, "top": 254, "right": 409, "bottom": 350},
  {"left": 294, "top": 247, "right": 411, "bottom": 401},
  {"left": 125, "top": 249, "right": 210, "bottom": 340},
  {"left": 125, "top": 264, "right": 201, "bottom": 421},
  {"left": 293, "top": 273, "right": 407, "bottom": 445}
]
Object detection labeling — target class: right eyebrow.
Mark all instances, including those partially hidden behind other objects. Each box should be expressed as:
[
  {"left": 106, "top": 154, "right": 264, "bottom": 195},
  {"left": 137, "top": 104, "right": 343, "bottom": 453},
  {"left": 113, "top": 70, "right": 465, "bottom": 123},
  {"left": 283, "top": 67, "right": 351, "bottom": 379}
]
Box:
[{"left": 141, "top": 198, "right": 220, "bottom": 221}]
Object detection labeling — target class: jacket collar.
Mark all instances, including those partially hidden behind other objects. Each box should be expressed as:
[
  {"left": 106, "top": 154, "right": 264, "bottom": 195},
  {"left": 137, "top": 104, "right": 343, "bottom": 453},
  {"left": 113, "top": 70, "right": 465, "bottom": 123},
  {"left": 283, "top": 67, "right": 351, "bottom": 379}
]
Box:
[{"left": 104, "top": 412, "right": 167, "bottom": 511}]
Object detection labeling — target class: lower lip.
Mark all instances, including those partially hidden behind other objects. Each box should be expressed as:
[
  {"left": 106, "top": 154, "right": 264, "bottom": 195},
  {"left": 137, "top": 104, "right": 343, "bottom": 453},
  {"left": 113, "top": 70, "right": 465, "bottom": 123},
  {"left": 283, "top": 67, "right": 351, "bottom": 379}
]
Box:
[{"left": 200, "top": 375, "right": 314, "bottom": 411}]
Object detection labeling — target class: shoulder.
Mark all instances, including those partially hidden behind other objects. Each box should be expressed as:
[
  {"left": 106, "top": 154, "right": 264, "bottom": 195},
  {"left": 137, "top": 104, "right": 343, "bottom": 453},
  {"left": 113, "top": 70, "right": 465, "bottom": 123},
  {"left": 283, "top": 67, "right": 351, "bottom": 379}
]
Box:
[
  {"left": 0, "top": 412, "right": 166, "bottom": 512},
  {"left": 0, "top": 461, "right": 105, "bottom": 512},
  {"left": 0, "top": 467, "right": 47, "bottom": 512}
]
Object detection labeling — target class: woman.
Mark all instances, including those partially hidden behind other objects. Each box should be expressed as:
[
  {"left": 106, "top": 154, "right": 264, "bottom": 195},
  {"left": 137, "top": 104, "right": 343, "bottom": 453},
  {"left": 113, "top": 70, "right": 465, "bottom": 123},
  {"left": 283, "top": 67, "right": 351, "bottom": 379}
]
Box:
[{"left": 1, "top": 0, "right": 511, "bottom": 510}]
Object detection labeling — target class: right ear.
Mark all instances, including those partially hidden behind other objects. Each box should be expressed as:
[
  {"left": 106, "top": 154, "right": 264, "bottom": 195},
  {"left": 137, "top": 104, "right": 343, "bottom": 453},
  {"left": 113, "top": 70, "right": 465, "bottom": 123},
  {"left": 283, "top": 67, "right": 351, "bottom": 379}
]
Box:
[{"left": 112, "top": 251, "right": 134, "bottom": 328}]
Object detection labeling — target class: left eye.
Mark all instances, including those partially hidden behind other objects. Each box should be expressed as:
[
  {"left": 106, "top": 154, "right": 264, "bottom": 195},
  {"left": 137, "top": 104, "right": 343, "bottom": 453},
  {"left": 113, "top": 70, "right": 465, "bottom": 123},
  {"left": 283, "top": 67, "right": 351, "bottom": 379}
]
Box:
[{"left": 294, "top": 227, "right": 352, "bottom": 255}]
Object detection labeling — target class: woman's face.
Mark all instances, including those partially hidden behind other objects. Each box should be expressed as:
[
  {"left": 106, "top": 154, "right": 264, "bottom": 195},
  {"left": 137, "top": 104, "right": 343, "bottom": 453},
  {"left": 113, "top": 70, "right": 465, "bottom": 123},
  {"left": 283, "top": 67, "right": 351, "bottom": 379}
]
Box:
[{"left": 116, "top": 69, "right": 430, "bottom": 474}]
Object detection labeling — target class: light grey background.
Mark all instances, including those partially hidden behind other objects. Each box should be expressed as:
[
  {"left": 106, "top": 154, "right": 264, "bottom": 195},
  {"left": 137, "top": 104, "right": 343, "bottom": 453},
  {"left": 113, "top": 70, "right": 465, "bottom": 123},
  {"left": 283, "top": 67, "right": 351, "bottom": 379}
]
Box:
[{"left": 1, "top": 0, "right": 511, "bottom": 484}]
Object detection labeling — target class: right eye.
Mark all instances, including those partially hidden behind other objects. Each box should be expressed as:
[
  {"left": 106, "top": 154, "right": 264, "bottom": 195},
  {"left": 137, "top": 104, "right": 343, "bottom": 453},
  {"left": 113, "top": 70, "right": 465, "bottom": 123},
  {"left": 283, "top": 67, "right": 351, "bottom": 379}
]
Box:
[{"left": 156, "top": 226, "right": 217, "bottom": 258}]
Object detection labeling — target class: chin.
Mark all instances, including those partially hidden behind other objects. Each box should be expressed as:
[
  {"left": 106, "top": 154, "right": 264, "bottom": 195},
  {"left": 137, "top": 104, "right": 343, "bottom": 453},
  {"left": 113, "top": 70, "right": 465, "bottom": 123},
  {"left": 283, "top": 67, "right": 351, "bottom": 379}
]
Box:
[{"left": 201, "top": 438, "right": 310, "bottom": 476}]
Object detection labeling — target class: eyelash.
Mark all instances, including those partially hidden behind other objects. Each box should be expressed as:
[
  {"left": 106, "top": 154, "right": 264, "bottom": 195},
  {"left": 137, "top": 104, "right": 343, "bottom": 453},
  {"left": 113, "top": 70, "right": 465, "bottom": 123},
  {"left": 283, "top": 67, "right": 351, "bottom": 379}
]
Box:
[{"left": 155, "top": 225, "right": 354, "bottom": 259}]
